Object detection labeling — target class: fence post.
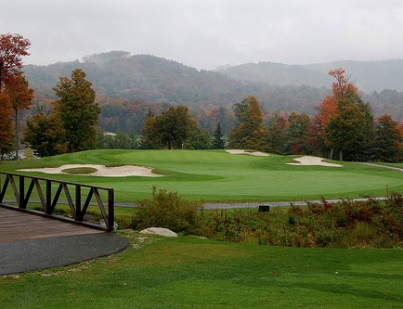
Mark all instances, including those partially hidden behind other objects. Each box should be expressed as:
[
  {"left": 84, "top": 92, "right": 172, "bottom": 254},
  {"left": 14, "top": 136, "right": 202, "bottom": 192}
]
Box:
[{"left": 108, "top": 189, "right": 114, "bottom": 232}]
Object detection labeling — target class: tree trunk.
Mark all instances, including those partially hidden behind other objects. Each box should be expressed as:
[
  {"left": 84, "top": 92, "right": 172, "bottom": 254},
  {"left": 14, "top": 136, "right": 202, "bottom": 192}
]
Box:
[
  {"left": 329, "top": 149, "right": 334, "bottom": 160},
  {"left": 339, "top": 149, "right": 343, "bottom": 161},
  {"left": 14, "top": 109, "right": 18, "bottom": 160}
]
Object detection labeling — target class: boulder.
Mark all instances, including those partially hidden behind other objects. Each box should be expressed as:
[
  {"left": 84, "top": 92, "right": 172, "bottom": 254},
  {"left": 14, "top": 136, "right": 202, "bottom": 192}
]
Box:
[{"left": 139, "top": 227, "right": 177, "bottom": 237}]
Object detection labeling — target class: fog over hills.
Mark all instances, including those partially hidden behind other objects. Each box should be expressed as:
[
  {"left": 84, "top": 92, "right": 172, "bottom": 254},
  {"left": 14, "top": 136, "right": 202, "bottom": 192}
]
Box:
[
  {"left": 217, "top": 59, "right": 403, "bottom": 93},
  {"left": 22, "top": 52, "right": 403, "bottom": 120},
  {"left": 25, "top": 51, "right": 403, "bottom": 97}
]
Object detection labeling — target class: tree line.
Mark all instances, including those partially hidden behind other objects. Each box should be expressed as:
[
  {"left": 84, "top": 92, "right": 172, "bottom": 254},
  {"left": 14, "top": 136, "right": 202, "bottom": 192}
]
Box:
[{"left": 1, "top": 34, "right": 402, "bottom": 162}]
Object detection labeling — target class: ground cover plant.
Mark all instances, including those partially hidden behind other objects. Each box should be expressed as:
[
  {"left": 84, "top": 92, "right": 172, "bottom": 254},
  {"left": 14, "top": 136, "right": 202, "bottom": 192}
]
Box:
[
  {"left": 133, "top": 188, "right": 403, "bottom": 248},
  {"left": 1, "top": 234, "right": 403, "bottom": 308},
  {"left": 1, "top": 149, "right": 402, "bottom": 203}
]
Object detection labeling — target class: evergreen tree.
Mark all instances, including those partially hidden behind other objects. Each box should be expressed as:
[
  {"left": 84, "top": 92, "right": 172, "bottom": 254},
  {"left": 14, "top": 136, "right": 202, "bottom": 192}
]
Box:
[{"left": 212, "top": 123, "right": 226, "bottom": 149}]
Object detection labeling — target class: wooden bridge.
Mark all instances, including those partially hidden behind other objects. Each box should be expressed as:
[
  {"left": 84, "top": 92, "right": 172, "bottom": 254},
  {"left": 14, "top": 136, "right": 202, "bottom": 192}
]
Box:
[{"left": 0, "top": 171, "right": 115, "bottom": 241}]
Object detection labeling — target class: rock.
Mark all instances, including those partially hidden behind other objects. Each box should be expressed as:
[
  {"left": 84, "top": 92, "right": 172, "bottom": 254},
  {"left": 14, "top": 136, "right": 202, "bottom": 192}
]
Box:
[
  {"left": 99, "top": 219, "right": 119, "bottom": 230},
  {"left": 139, "top": 227, "right": 177, "bottom": 237}
]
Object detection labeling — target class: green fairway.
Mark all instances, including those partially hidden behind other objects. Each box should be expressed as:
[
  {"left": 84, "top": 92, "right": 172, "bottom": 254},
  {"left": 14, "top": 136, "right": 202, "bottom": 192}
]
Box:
[
  {"left": 1, "top": 149, "right": 402, "bottom": 203},
  {"left": 1, "top": 235, "right": 403, "bottom": 308}
]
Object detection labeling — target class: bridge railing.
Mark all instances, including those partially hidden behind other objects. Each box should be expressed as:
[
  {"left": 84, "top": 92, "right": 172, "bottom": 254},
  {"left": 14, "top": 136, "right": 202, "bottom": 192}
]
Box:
[{"left": 0, "top": 172, "right": 115, "bottom": 232}]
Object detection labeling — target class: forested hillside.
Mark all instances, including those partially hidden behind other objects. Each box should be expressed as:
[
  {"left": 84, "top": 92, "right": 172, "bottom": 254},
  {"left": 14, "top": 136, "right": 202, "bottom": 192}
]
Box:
[{"left": 23, "top": 51, "right": 403, "bottom": 135}]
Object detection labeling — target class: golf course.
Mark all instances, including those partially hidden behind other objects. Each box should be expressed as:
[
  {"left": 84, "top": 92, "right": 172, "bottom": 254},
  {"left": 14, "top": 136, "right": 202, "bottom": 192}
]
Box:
[
  {"left": 2, "top": 149, "right": 403, "bottom": 308},
  {"left": 2, "top": 149, "right": 403, "bottom": 203}
]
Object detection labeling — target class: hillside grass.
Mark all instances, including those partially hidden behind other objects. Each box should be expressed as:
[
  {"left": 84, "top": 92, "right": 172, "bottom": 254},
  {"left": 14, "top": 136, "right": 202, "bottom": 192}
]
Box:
[
  {"left": 1, "top": 235, "right": 403, "bottom": 308},
  {"left": 1, "top": 149, "right": 402, "bottom": 203}
]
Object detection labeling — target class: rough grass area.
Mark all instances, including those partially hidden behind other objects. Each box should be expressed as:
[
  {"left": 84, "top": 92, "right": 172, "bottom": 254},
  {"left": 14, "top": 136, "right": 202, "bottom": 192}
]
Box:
[
  {"left": 1, "top": 235, "right": 403, "bottom": 308},
  {"left": 132, "top": 189, "right": 403, "bottom": 248}
]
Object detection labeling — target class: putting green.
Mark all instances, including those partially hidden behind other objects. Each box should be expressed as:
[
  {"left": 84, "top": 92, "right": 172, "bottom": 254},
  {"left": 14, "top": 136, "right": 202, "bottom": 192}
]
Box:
[{"left": 3, "top": 149, "right": 403, "bottom": 202}]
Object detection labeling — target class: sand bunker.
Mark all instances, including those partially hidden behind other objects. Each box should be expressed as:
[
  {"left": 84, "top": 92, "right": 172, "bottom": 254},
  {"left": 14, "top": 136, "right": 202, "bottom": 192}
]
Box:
[
  {"left": 226, "top": 149, "right": 269, "bottom": 157},
  {"left": 287, "top": 156, "right": 342, "bottom": 167},
  {"left": 18, "top": 164, "right": 162, "bottom": 177}
]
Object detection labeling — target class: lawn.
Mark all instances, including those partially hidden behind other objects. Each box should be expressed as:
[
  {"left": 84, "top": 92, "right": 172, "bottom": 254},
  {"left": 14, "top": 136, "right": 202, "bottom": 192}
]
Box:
[
  {"left": 2, "top": 150, "right": 403, "bottom": 308},
  {"left": 1, "top": 149, "right": 402, "bottom": 203},
  {"left": 1, "top": 234, "right": 403, "bottom": 308}
]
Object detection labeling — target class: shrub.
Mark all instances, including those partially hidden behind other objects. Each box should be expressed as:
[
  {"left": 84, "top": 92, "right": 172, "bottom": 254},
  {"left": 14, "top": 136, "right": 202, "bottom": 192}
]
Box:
[{"left": 132, "top": 186, "right": 202, "bottom": 234}]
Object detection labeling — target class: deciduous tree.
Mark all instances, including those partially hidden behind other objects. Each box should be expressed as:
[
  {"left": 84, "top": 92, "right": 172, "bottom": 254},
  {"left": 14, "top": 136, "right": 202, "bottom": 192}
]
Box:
[
  {"left": 0, "top": 93, "right": 13, "bottom": 159},
  {"left": 227, "top": 96, "right": 269, "bottom": 151},
  {"left": 316, "top": 68, "right": 373, "bottom": 161},
  {"left": 286, "top": 112, "right": 311, "bottom": 154},
  {"left": 141, "top": 105, "right": 197, "bottom": 149},
  {"left": 374, "top": 115, "right": 402, "bottom": 162},
  {"left": 4, "top": 76, "right": 33, "bottom": 158},
  {"left": 52, "top": 69, "right": 100, "bottom": 152},
  {"left": 267, "top": 115, "right": 288, "bottom": 154},
  {"left": 325, "top": 98, "right": 367, "bottom": 161},
  {"left": 0, "top": 33, "right": 30, "bottom": 91},
  {"left": 23, "top": 112, "right": 64, "bottom": 157},
  {"left": 0, "top": 33, "right": 31, "bottom": 158}
]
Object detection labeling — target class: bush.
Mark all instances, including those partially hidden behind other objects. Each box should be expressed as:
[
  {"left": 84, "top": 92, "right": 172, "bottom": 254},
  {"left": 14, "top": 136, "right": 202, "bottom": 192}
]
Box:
[
  {"left": 131, "top": 188, "right": 403, "bottom": 248},
  {"left": 132, "top": 186, "right": 202, "bottom": 234}
]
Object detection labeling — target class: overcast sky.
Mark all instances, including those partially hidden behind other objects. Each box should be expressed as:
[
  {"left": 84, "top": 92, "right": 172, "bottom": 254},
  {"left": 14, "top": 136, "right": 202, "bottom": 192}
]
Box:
[{"left": 1, "top": 0, "right": 403, "bottom": 70}]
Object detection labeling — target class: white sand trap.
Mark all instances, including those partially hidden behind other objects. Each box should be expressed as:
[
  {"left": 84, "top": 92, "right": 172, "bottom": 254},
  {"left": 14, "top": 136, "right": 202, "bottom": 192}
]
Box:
[
  {"left": 287, "top": 156, "right": 342, "bottom": 167},
  {"left": 18, "top": 164, "right": 162, "bottom": 177},
  {"left": 226, "top": 149, "right": 269, "bottom": 157}
]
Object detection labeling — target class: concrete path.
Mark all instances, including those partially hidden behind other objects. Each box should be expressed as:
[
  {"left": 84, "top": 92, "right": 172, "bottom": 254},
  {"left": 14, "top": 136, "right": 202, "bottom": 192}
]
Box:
[{"left": 0, "top": 233, "right": 129, "bottom": 275}]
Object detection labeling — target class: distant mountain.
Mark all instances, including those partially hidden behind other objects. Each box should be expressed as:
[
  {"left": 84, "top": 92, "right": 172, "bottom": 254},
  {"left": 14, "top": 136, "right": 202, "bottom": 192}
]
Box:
[
  {"left": 24, "top": 52, "right": 254, "bottom": 107},
  {"left": 22, "top": 52, "right": 403, "bottom": 121},
  {"left": 217, "top": 59, "right": 403, "bottom": 92},
  {"left": 216, "top": 62, "right": 333, "bottom": 89},
  {"left": 305, "top": 60, "right": 403, "bottom": 93}
]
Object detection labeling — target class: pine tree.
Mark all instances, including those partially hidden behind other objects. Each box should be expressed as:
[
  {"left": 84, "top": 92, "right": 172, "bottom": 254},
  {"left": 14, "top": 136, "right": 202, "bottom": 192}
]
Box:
[{"left": 212, "top": 123, "right": 225, "bottom": 149}]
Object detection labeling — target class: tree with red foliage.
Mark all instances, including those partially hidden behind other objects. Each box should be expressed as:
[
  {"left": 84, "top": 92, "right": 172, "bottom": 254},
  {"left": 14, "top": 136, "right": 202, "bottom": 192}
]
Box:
[
  {"left": 0, "top": 93, "right": 13, "bottom": 159},
  {"left": 0, "top": 33, "right": 30, "bottom": 91},
  {"left": 4, "top": 76, "right": 34, "bottom": 158},
  {"left": 0, "top": 33, "right": 31, "bottom": 159},
  {"left": 314, "top": 68, "right": 373, "bottom": 160}
]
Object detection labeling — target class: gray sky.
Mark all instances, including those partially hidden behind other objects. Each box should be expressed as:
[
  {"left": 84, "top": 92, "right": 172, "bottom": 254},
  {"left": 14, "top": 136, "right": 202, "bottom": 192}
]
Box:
[{"left": 2, "top": 0, "right": 403, "bottom": 70}]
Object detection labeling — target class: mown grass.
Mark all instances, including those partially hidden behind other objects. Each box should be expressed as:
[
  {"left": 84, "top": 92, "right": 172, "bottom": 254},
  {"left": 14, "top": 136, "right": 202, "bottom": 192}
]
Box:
[
  {"left": 2, "top": 150, "right": 403, "bottom": 307},
  {"left": 1, "top": 149, "right": 402, "bottom": 203},
  {"left": 1, "top": 235, "right": 403, "bottom": 308}
]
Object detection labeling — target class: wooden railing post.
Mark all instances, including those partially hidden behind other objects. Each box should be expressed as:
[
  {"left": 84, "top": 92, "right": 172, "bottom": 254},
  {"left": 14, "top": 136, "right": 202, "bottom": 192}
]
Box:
[
  {"left": 108, "top": 189, "right": 114, "bottom": 232},
  {"left": 0, "top": 172, "right": 115, "bottom": 232},
  {"left": 19, "top": 175, "right": 26, "bottom": 209},
  {"left": 45, "top": 180, "right": 52, "bottom": 214},
  {"left": 76, "top": 185, "right": 82, "bottom": 221}
]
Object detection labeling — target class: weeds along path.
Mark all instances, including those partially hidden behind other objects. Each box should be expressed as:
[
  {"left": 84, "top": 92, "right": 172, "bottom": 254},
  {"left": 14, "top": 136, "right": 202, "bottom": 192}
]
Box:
[{"left": 114, "top": 196, "right": 389, "bottom": 210}]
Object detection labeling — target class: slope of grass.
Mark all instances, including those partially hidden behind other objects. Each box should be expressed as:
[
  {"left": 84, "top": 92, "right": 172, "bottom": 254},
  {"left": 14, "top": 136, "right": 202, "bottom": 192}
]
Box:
[
  {"left": 1, "top": 235, "right": 403, "bottom": 308},
  {"left": 1, "top": 149, "right": 402, "bottom": 203}
]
